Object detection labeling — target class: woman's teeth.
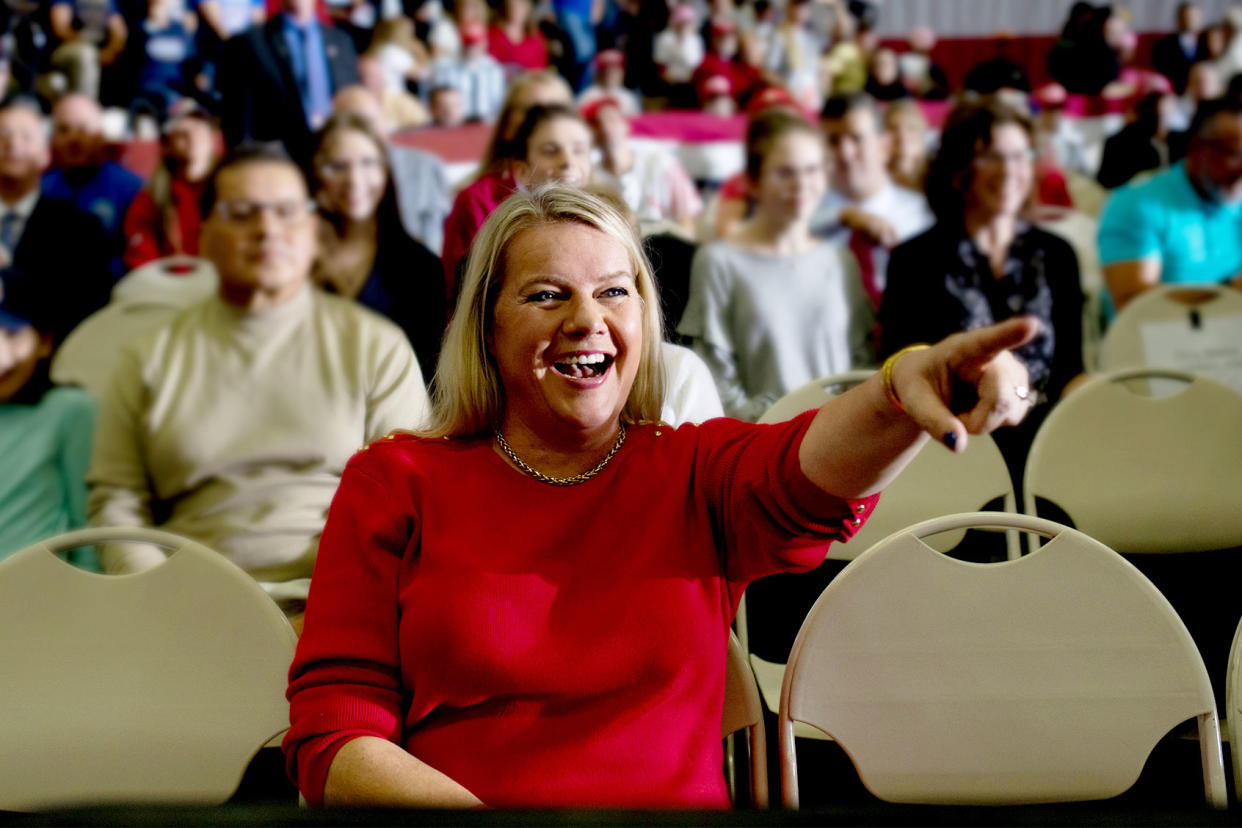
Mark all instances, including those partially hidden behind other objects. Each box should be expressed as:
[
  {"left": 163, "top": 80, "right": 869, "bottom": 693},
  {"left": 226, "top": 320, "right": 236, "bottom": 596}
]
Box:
[{"left": 554, "top": 354, "right": 611, "bottom": 378}]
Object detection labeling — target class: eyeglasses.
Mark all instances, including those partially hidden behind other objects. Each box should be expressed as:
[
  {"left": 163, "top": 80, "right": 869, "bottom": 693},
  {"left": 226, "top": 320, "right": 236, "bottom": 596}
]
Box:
[
  {"left": 974, "top": 149, "right": 1035, "bottom": 168},
  {"left": 212, "top": 199, "right": 316, "bottom": 224},
  {"left": 318, "top": 157, "right": 386, "bottom": 178}
]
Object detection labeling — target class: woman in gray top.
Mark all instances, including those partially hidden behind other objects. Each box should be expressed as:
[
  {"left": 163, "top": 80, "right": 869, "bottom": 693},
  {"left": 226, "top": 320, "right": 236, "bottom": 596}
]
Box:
[{"left": 679, "top": 109, "right": 874, "bottom": 421}]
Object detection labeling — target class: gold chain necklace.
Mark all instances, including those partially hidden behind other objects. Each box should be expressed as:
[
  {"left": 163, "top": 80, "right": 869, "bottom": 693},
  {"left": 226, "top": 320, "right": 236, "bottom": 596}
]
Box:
[{"left": 494, "top": 424, "right": 627, "bottom": 487}]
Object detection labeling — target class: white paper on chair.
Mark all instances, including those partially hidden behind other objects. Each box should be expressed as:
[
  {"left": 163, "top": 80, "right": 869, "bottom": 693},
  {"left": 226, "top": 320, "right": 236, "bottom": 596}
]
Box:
[{"left": 1139, "top": 314, "right": 1242, "bottom": 394}]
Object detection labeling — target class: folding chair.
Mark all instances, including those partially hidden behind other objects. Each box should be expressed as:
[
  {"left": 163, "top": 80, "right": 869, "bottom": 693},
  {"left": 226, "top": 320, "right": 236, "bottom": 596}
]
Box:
[
  {"left": 778, "top": 512, "right": 1228, "bottom": 809},
  {"left": 722, "top": 632, "right": 767, "bottom": 808},
  {"left": 1099, "top": 284, "right": 1242, "bottom": 392},
  {"left": 1024, "top": 368, "right": 1242, "bottom": 554},
  {"left": 1227, "top": 617, "right": 1242, "bottom": 801},
  {"left": 0, "top": 527, "right": 297, "bottom": 811}
]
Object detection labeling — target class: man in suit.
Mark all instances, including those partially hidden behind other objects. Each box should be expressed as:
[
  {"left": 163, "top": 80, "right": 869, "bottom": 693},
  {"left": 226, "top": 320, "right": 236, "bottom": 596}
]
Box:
[
  {"left": 1153, "top": 2, "right": 1206, "bottom": 94},
  {"left": 217, "top": 0, "right": 359, "bottom": 165},
  {"left": 0, "top": 96, "right": 114, "bottom": 344}
]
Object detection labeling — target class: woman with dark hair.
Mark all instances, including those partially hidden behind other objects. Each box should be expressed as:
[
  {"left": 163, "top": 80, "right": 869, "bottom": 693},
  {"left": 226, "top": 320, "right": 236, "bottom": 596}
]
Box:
[
  {"left": 880, "top": 98, "right": 1084, "bottom": 488},
  {"left": 311, "top": 113, "right": 446, "bottom": 382}
]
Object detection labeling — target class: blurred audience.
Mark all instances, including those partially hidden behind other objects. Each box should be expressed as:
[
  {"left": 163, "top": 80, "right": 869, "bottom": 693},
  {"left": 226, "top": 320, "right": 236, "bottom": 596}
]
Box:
[
  {"left": 692, "top": 17, "right": 762, "bottom": 109},
  {"left": 310, "top": 113, "right": 446, "bottom": 381},
  {"left": 333, "top": 85, "right": 451, "bottom": 256},
  {"left": 1153, "top": 2, "right": 1208, "bottom": 94},
  {"left": 487, "top": 0, "right": 549, "bottom": 77},
  {"left": 883, "top": 98, "right": 929, "bottom": 192},
  {"left": 45, "top": 0, "right": 128, "bottom": 101},
  {"left": 43, "top": 93, "right": 143, "bottom": 255},
  {"left": 819, "top": 6, "right": 870, "bottom": 95},
  {"left": 88, "top": 144, "right": 429, "bottom": 630},
  {"left": 1098, "top": 98, "right": 1242, "bottom": 312},
  {"left": 217, "top": 0, "right": 360, "bottom": 164},
  {"left": 679, "top": 109, "right": 872, "bottom": 421},
  {"left": 963, "top": 32, "right": 1030, "bottom": 99},
  {"left": 1032, "top": 83, "right": 1093, "bottom": 179},
  {"left": 1171, "top": 59, "right": 1223, "bottom": 130},
  {"left": 356, "top": 53, "right": 430, "bottom": 131},
  {"left": 1047, "top": 1, "right": 1119, "bottom": 97},
  {"left": 577, "top": 49, "right": 639, "bottom": 116},
  {"left": 653, "top": 4, "right": 703, "bottom": 106},
  {"left": 1096, "top": 90, "right": 1183, "bottom": 189},
  {"left": 121, "top": 97, "right": 218, "bottom": 268},
  {"left": 899, "top": 25, "right": 949, "bottom": 100},
  {"left": 427, "top": 21, "right": 505, "bottom": 123},
  {"left": 428, "top": 83, "right": 466, "bottom": 126},
  {"left": 440, "top": 70, "right": 571, "bottom": 298},
  {"left": 509, "top": 103, "right": 592, "bottom": 191},
  {"left": 864, "top": 47, "right": 906, "bottom": 101},
  {"left": 813, "top": 92, "right": 933, "bottom": 311},
  {"left": 765, "top": 0, "right": 822, "bottom": 109},
  {"left": 584, "top": 96, "right": 701, "bottom": 237},
  {"left": 0, "top": 96, "right": 113, "bottom": 342}
]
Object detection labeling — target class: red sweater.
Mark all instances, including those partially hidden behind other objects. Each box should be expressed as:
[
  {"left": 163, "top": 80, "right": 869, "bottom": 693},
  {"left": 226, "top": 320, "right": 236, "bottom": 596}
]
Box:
[
  {"left": 284, "top": 413, "right": 877, "bottom": 808},
  {"left": 486, "top": 25, "right": 549, "bottom": 71},
  {"left": 121, "top": 178, "right": 206, "bottom": 270},
  {"left": 440, "top": 170, "right": 516, "bottom": 302}
]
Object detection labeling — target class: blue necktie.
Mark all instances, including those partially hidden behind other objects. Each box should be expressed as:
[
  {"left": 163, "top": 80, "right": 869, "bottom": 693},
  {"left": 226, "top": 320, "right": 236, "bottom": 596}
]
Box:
[
  {"left": 0, "top": 212, "right": 20, "bottom": 255},
  {"left": 301, "top": 24, "right": 332, "bottom": 130}
]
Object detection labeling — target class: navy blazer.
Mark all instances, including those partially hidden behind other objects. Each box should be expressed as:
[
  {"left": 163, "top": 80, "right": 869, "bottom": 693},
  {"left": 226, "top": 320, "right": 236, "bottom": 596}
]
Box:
[{"left": 218, "top": 17, "right": 359, "bottom": 164}]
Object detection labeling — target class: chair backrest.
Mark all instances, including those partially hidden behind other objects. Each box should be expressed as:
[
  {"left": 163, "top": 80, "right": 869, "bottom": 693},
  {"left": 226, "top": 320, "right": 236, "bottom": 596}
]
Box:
[
  {"left": 1023, "top": 368, "right": 1242, "bottom": 553},
  {"left": 50, "top": 257, "right": 218, "bottom": 401},
  {"left": 0, "top": 527, "right": 298, "bottom": 811},
  {"left": 722, "top": 632, "right": 767, "bottom": 808},
  {"left": 759, "top": 370, "right": 1016, "bottom": 560},
  {"left": 1227, "top": 618, "right": 1242, "bottom": 800},
  {"left": 779, "top": 512, "right": 1228, "bottom": 809},
  {"left": 1099, "top": 284, "right": 1242, "bottom": 393},
  {"left": 756, "top": 370, "right": 874, "bottom": 426}
]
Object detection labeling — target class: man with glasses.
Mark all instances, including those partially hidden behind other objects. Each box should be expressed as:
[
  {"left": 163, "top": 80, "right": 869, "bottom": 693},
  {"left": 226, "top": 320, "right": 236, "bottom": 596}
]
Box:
[
  {"left": 88, "top": 144, "right": 429, "bottom": 633},
  {"left": 1099, "top": 99, "right": 1242, "bottom": 312}
]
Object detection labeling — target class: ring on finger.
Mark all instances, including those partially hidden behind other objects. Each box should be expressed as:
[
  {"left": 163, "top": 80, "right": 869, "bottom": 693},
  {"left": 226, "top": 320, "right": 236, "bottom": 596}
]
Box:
[{"left": 1014, "top": 385, "right": 1030, "bottom": 401}]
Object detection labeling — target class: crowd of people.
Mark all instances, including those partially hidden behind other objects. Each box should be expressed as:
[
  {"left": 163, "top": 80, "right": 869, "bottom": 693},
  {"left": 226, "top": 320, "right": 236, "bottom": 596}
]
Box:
[{"left": 0, "top": 0, "right": 1241, "bottom": 811}]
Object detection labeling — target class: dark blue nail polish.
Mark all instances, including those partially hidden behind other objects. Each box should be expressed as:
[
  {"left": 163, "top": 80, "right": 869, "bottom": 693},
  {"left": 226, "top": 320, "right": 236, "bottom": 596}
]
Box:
[{"left": 943, "top": 431, "right": 958, "bottom": 450}]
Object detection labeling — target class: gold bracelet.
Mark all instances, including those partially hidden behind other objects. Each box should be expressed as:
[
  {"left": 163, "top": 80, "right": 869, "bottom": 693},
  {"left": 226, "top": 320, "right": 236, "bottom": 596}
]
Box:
[{"left": 881, "top": 344, "right": 930, "bottom": 412}]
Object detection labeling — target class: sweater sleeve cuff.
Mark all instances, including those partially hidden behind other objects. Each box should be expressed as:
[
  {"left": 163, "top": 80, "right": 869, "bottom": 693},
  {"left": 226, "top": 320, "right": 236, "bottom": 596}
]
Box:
[{"left": 779, "top": 409, "right": 882, "bottom": 542}]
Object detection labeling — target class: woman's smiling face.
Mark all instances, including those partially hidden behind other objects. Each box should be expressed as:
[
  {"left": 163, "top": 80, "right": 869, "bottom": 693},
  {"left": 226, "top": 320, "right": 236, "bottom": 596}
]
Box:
[{"left": 489, "top": 221, "right": 642, "bottom": 442}]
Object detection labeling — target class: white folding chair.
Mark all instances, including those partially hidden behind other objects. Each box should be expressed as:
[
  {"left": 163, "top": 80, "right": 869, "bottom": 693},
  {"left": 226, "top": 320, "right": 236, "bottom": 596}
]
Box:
[
  {"left": 1039, "top": 207, "right": 1105, "bottom": 371},
  {"left": 1099, "top": 284, "right": 1242, "bottom": 394},
  {"left": 0, "top": 527, "right": 297, "bottom": 811},
  {"left": 1023, "top": 368, "right": 1242, "bottom": 554},
  {"left": 756, "top": 370, "right": 874, "bottom": 426},
  {"left": 722, "top": 632, "right": 767, "bottom": 808},
  {"left": 1227, "top": 618, "right": 1242, "bottom": 802},
  {"left": 778, "top": 512, "right": 1228, "bottom": 809}
]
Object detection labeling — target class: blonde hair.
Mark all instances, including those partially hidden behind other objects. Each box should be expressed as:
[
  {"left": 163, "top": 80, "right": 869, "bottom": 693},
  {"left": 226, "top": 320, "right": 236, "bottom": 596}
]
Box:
[{"left": 423, "top": 186, "right": 665, "bottom": 438}]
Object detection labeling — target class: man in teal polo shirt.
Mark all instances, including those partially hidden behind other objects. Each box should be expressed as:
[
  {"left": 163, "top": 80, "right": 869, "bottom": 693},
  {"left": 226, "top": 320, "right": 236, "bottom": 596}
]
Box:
[{"left": 1098, "top": 99, "right": 1242, "bottom": 312}]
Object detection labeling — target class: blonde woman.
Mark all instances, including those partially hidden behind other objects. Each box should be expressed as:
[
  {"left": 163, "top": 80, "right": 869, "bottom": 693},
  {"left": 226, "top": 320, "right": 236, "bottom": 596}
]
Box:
[{"left": 284, "top": 185, "right": 1040, "bottom": 809}]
